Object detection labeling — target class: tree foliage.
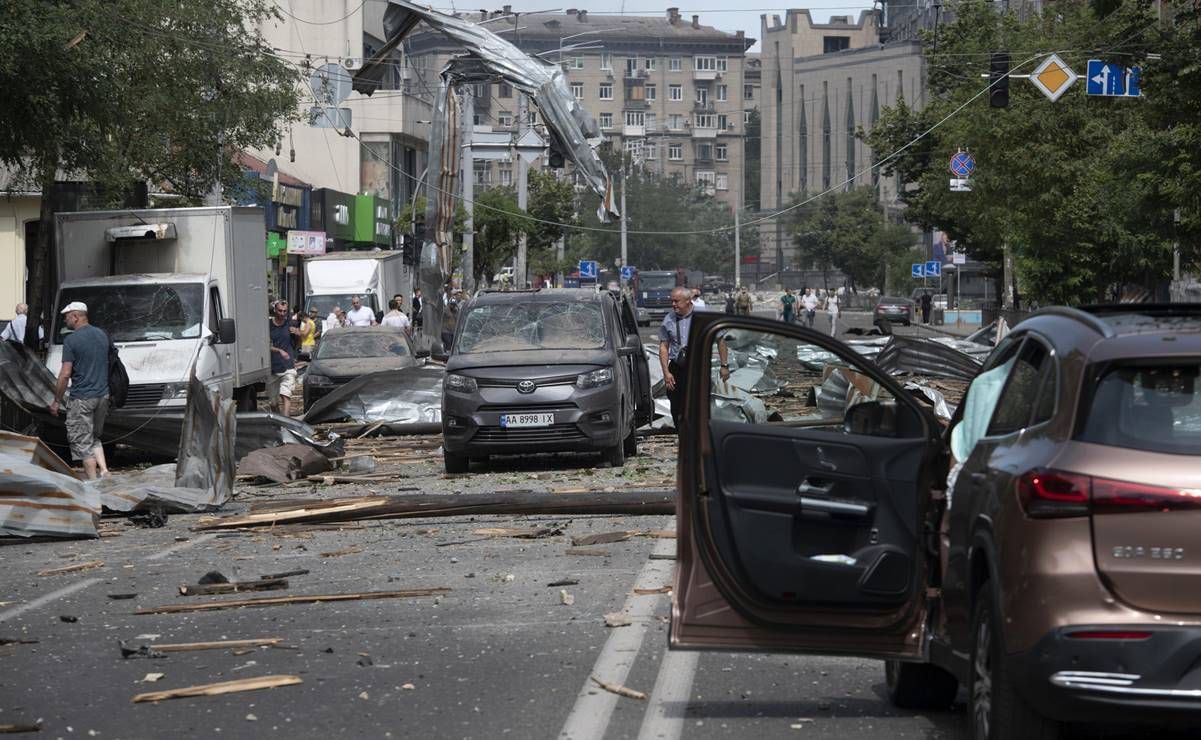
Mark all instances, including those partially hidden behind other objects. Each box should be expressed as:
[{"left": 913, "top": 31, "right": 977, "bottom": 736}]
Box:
[
  {"left": 526, "top": 169, "right": 578, "bottom": 276},
  {"left": 472, "top": 186, "right": 533, "bottom": 287},
  {"left": 862, "top": 0, "right": 1193, "bottom": 304},
  {"left": 787, "top": 187, "right": 916, "bottom": 289}
]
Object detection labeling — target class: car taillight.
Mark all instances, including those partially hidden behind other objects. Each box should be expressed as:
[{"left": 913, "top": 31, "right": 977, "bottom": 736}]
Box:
[
  {"left": 1017, "top": 469, "right": 1091, "bottom": 518},
  {"left": 1018, "top": 470, "right": 1201, "bottom": 518},
  {"left": 1065, "top": 630, "right": 1152, "bottom": 640},
  {"left": 1091, "top": 477, "right": 1201, "bottom": 514}
]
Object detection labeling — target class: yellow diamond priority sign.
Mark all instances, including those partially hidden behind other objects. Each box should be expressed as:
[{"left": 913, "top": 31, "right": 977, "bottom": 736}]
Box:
[{"left": 1029, "top": 53, "right": 1078, "bottom": 102}]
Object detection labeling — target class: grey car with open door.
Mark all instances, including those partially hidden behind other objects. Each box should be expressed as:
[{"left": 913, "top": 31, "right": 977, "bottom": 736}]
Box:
[{"left": 670, "top": 312, "right": 944, "bottom": 659}]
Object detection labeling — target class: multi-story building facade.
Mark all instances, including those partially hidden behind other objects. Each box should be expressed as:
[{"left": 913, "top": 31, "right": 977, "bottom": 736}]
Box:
[
  {"left": 758, "top": 9, "right": 925, "bottom": 271},
  {"left": 406, "top": 7, "right": 755, "bottom": 210}
]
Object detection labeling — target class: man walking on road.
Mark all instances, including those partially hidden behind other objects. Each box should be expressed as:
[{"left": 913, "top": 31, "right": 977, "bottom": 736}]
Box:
[
  {"left": 920, "top": 291, "right": 933, "bottom": 324},
  {"left": 659, "top": 287, "right": 730, "bottom": 430},
  {"left": 779, "top": 288, "right": 796, "bottom": 324},
  {"left": 49, "top": 302, "right": 110, "bottom": 479},
  {"left": 800, "top": 288, "right": 819, "bottom": 328},
  {"left": 268, "top": 300, "right": 299, "bottom": 416},
  {"left": 734, "top": 286, "right": 753, "bottom": 316},
  {"left": 826, "top": 290, "right": 841, "bottom": 336},
  {"left": 382, "top": 298, "right": 412, "bottom": 336},
  {"left": 1, "top": 303, "right": 43, "bottom": 345},
  {"left": 346, "top": 295, "right": 376, "bottom": 326}
]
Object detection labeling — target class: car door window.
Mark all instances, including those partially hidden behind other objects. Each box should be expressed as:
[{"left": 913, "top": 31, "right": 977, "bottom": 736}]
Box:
[
  {"left": 987, "top": 338, "right": 1050, "bottom": 436},
  {"left": 208, "top": 286, "right": 223, "bottom": 334}
]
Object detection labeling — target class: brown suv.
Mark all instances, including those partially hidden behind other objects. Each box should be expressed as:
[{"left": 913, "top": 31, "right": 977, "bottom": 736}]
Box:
[{"left": 669, "top": 305, "right": 1201, "bottom": 739}]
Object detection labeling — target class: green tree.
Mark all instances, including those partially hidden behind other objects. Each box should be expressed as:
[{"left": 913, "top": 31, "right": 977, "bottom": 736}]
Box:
[
  {"left": 526, "top": 169, "right": 577, "bottom": 277},
  {"left": 743, "top": 108, "right": 762, "bottom": 211},
  {"left": 787, "top": 187, "right": 916, "bottom": 290},
  {"left": 472, "top": 186, "right": 533, "bottom": 287},
  {"left": 0, "top": 0, "right": 300, "bottom": 343}
]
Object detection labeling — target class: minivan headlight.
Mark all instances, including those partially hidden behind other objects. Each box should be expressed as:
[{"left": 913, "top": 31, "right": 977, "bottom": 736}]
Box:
[
  {"left": 576, "top": 367, "right": 614, "bottom": 389},
  {"left": 445, "top": 373, "right": 478, "bottom": 393}
]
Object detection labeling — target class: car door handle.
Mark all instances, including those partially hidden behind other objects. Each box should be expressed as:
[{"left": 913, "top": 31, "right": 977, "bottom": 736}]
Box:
[
  {"left": 797, "top": 479, "right": 835, "bottom": 497},
  {"left": 969, "top": 472, "right": 988, "bottom": 484},
  {"left": 798, "top": 496, "right": 872, "bottom": 519}
]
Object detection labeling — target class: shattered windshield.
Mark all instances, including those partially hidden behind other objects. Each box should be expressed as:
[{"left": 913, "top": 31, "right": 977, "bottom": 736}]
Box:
[
  {"left": 457, "top": 302, "right": 606, "bottom": 353},
  {"left": 640, "top": 273, "right": 677, "bottom": 291},
  {"left": 53, "top": 284, "right": 205, "bottom": 343},
  {"left": 317, "top": 332, "right": 411, "bottom": 360},
  {"left": 306, "top": 294, "right": 379, "bottom": 317}
]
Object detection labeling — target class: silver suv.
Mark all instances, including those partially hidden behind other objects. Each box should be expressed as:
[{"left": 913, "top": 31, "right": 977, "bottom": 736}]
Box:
[{"left": 440, "top": 288, "right": 652, "bottom": 472}]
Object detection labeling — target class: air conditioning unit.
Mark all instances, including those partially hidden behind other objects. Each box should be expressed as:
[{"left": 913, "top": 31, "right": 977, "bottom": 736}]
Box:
[{"left": 342, "top": 57, "right": 364, "bottom": 71}]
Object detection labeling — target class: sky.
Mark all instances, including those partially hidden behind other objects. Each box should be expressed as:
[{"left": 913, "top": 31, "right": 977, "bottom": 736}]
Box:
[{"left": 431, "top": 2, "right": 880, "bottom": 52}]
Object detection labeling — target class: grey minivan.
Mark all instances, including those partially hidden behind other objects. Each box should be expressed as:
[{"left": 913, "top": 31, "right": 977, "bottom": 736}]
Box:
[{"left": 441, "top": 288, "right": 653, "bottom": 473}]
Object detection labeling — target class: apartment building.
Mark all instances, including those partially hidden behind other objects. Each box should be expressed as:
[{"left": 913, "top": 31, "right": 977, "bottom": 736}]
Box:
[
  {"left": 405, "top": 7, "right": 755, "bottom": 210},
  {"left": 758, "top": 9, "right": 925, "bottom": 271}
]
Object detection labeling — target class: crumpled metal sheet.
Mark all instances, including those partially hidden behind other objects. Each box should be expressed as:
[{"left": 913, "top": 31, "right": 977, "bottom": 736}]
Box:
[
  {"left": 236, "top": 444, "right": 333, "bottom": 484},
  {"left": 904, "top": 382, "right": 953, "bottom": 421},
  {"left": 874, "top": 335, "right": 983, "bottom": 381},
  {"left": 94, "top": 464, "right": 213, "bottom": 514},
  {"left": 304, "top": 365, "right": 444, "bottom": 427},
  {"left": 0, "top": 432, "right": 98, "bottom": 539},
  {"left": 815, "top": 366, "right": 882, "bottom": 418},
  {"left": 173, "top": 375, "right": 235, "bottom": 510},
  {"left": 711, "top": 382, "right": 769, "bottom": 424}
]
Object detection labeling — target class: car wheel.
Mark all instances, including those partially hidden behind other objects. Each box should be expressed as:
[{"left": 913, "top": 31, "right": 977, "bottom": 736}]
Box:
[
  {"left": 443, "top": 450, "right": 469, "bottom": 474},
  {"left": 884, "top": 660, "right": 958, "bottom": 710},
  {"left": 622, "top": 426, "right": 637, "bottom": 457},
  {"left": 603, "top": 439, "right": 626, "bottom": 468},
  {"left": 970, "top": 582, "right": 1060, "bottom": 740},
  {"left": 903, "top": 320, "right": 911, "bottom": 327}
]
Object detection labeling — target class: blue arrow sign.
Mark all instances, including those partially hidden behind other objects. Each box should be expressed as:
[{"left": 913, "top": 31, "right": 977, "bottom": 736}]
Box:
[
  {"left": 912, "top": 263, "right": 926, "bottom": 278},
  {"left": 579, "top": 260, "right": 598, "bottom": 280},
  {"left": 620, "top": 266, "right": 636, "bottom": 281},
  {"left": 1086, "top": 60, "right": 1142, "bottom": 98},
  {"left": 925, "top": 261, "right": 942, "bottom": 278}
]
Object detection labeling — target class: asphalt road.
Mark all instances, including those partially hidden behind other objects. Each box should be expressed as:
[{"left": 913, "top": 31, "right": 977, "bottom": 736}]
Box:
[{"left": 1, "top": 309, "right": 1186, "bottom": 739}]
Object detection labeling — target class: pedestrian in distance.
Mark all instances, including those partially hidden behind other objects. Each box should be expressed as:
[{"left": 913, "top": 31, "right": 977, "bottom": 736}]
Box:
[
  {"left": 779, "top": 288, "right": 796, "bottom": 324},
  {"left": 691, "top": 288, "right": 707, "bottom": 311},
  {"left": 724, "top": 291, "right": 736, "bottom": 315},
  {"left": 920, "top": 291, "right": 933, "bottom": 324},
  {"left": 49, "top": 301, "right": 110, "bottom": 479},
  {"left": 826, "top": 290, "right": 841, "bottom": 336},
  {"left": 734, "top": 286, "right": 753, "bottom": 316},
  {"left": 800, "top": 288, "right": 819, "bottom": 328},
  {"left": 346, "top": 295, "right": 376, "bottom": 326},
  {"left": 658, "top": 287, "right": 731, "bottom": 431},
  {"left": 1, "top": 302, "right": 44, "bottom": 345},
  {"left": 268, "top": 300, "right": 300, "bottom": 416},
  {"left": 412, "top": 288, "right": 424, "bottom": 332},
  {"left": 382, "top": 298, "right": 412, "bottom": 336},
  {"left": 297, "top": 308, "right": 318, "bottom": 360}
]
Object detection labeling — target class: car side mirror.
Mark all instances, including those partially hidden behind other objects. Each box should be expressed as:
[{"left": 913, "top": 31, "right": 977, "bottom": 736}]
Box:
[
  {"left": 216, "top": 318, "right": 236, "bottom": 345},
  {"left": 843, "top": 400, "right": 897, "bottom": 437},
  {"left": 618, "top": 334, "right": 641, "bottom": 357}
]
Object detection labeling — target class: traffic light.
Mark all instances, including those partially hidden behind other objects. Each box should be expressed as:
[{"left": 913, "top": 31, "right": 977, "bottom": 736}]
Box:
[
  {"left": 401, "top": 234, "right": 416, "bottom": 265},
  {"left": 990, "top": 52, "right": 1010, "bottom": 108}
]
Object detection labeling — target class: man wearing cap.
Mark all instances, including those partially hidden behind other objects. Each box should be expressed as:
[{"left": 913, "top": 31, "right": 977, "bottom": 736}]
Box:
[
  {"left": 49, "top": 302, "right": 111, "bottom": 479},
  {"left": 268, "top": 300, "right": 300, "bottom": 416}
]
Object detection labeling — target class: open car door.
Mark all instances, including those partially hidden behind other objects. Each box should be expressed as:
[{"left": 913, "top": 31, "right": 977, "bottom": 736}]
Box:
[
  {"left": 617, "top": 293, "right": 654, "bottom": 427},
  {"left": 671, "top": 313, "right": 944, "bottom": 659}
]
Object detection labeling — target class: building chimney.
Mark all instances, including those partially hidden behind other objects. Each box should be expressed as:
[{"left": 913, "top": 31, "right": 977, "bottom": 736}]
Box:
[
  {"left": 502, "top": 4, "right": 511, "bottom": 14},
  {"left": 667, "top": 7, "right": 679, "bottom": 25},
  {"left": 691, "top": 14, "right": 700, "bottom": 29},
  {"left": 577, "top": 9, "right": 587, "bottom": 21},
  {"left": 736, "top": 30, "right": 744, "bottom": 39},
  {"left": 566, "top": 8, "right": 577, "bottom": 15}
]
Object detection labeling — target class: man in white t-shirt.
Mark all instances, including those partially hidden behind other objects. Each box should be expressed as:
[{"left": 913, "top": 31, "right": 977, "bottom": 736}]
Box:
[
  {"left": 799, "top": 289, "right": 819, "bottom": 328},
  {"left": 691, "top": 288, "right": 707, "bottom": 311},
  {"left": 1, "top": 303, "right": 43, "bottom": 344},
  {"left": 381, "top": 298, "right": 412, "bottom": 335},
  {"left": 346, "top": 296, "right": 376, "bottom": 326}
]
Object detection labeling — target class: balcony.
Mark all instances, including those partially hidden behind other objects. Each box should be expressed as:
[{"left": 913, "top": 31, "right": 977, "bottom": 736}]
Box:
[
  {"left": 624, "top": 68, "right": 648, "bottom": 80},
  {"left": 691, "top": 126, "right": 718, "bottom": 139},
  {"left": 622, "top": 124, "right": 645, "bottom": 138},
  {"left": 693, "top": 69, "right": 719, "bottom": 81}
]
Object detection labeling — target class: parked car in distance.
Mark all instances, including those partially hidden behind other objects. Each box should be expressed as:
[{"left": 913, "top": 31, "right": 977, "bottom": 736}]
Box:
[
  {"left": 303, "top": 326, "right": 419, "bottom": 409},
  {"left": 874, "top": 296, "right": 915, "bottom": 326},
  {"left": 441, "top": 288, "right": 653, "bottom": 473},
  {"left": 670, "top": 304, "right": 1201, "bottom": 740}
]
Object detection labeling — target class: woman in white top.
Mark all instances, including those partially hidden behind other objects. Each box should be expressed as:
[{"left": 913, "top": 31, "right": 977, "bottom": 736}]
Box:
[{"left": 826, "top": 290, "right": 840, "bottom": 336}]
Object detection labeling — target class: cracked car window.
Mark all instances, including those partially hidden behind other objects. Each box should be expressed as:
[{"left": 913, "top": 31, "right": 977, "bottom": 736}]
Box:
[
  {"left": 317, "top": 332, "right": 411, "bottom": 360},
  {"left": 53, "top": 283, "right": 205, "bottom": 343},
  {"left": 457, "top": 302, "right": 606, "bottom": 353}
]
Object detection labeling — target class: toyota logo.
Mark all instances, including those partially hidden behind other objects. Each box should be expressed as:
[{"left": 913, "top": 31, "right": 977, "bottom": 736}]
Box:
[{"left": 517, "top": 380, "right": 537, "bottom": 394}]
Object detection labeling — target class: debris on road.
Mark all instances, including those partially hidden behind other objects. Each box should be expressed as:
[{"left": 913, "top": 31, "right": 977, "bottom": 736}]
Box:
[
  {"left": 237, "top": 443, "right": 332, "bottom": 484},
  {"left": 119, "top": 642, "right": 166, "bottom": 659},
  {"left": 546, "top": 579, "right": 579, "bottom": 587},
  {"left": 571, "top": 531, "right": 634, "bottom": 547},
  {"left": 0, "top": 432, "right": 99, "bottom": 539},
  {"left": 0, "top": 722, "right": 42, "bottom": 733},
  {"left": 874, "top": 334, "right": 983, "bottom": 381},
  {"left": 319, "top": 546, "right": 362, "bottom": 558},
  {"left": 303, "top": 365, "right": 444, "bottom": 433},
  {"left": 633, "top": 586, "right": 672, "bottom": 595},
  {"left": 178, "top": 578, "right": 289, "bottom": 596},
  {"left": 131, "top": 674, "right": 303, "bottom": 703},
  {"left": 135, "top": 588, "right": 451, "bottom": 614},
  {"left": 565, "top": 548, "right": 609, "bottom": 557},
  {"left": 590, "top": 676, "right": 646, "bottom": 700},
  {"left": 603, "top": 612, "right": 632, "bottom": 627},
  {"left": 559, "top": 590, "right": 575, "bottom": 606},
  {"left": 472, "top": 526, "right": 561, "bottom": 540},
  {"left": 146, "top": 638, "right": 283, "bottom": 653},
  {"left": 141, "top": 673, "right": 165, "bottom": 683},
  {"left": 37, "top": 560, "right": 104, "bottom": 577}
]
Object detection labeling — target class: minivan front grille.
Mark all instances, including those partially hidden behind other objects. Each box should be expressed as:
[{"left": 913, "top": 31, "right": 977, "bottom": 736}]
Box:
[
  {"left": 477, "top": 402, "right": 577, "bottom": 413},
  {"left": 472, "top": 424, "right": 587, "bottom": 443},
  {"left": 476, "top": 376, "right": 578, "bottom": 389},
  {"left": 123, "top": 383, "right": 166, "bottom": 408}
]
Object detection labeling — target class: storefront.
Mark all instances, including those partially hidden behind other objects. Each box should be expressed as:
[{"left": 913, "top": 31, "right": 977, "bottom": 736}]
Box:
[{"left": 265, "top": 179, "right": 311, "bottom": 308}]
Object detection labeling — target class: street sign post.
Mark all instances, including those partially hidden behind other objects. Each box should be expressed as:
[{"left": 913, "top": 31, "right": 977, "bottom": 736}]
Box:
[
  {"left": 620, "top": 265, "right": 636, "bottom": 282},
  {"left": 925, "top": 261, "right": 942, "bottom": 278},
  {"left": 1029, "top": 54, "right": 1078, "bottom": 102},
  {"left": 912, "top": 263, "right": 926, "bottom": 279},
  {"left": 579, "top": 259, "right": 598, "bottom": 281},
  {"left": 1085, "top": 60, "right": 1142, "bottom": 98},
  {"left": 949, "top": 151, "right": 975, "bottom": 192}
]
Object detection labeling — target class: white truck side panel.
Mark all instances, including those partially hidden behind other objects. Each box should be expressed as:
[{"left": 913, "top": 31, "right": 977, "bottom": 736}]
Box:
[
  {"left": 305, "top": 259, "right": 383, "bottom": 295},
  {"left": 229, "top": 208, "right": 270, "bottom": 387}
]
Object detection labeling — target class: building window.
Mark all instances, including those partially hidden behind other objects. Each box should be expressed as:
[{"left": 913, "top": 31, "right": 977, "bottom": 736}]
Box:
[
  {"left": 568, "top": 55, "right": 584, "bottom": 69},
  {"left": 716, "top": 143, "right": 728, "bottom": 160},
  {"left": 645, "top": 57, "right": 657, "bottom": 71},
  {"left": 498, "top": 82, "right": 512, "bottom": 98},
  {"left": 669, "top": 57, "right": 682, "bottom": 72},
  {"left": 645, "top": 112, "right": 657, "bottom": 130},
  {"left": 718, "top": 114, "right": 728, "bottom": 129},
  {"left": 694, "top": 56, "right": 717, "bottom": 71},
  {"left": 823, "top": 36, "right": 850, "bottom": 53},
  {"left": 499, "top": 168, "right": 512, "bottom": 186},
  {"left": 599, "top": 112, "right": 613, "bottom": 129},
  {"left": 695, "top": 170, "right": 716, "bottom": 193},
  {"left": 744, "top": 110, "right": 752, "bottom": 123},
  {"left": 696, "top": 142, "right": 713, "bottom": 161},
  {"left": 644, "top": 142, "right": 657, "bottom": 159},
  {"left": 600, "top": 52, "right": 612, "bottom": 70},
  {"left": 625, "top": 111, "right": 645, "bottom": 127},
  {"left": 716, "top": 84, "right": 728, "bottom": 101},
  {"left": 744, "top": 84, "right": 754, "bottom": 100},
  {"left": 717, "top": 57, "right": 727, "bottom": 72},
  {"left": 571, "top": 82, "right": 583, "bottom": 99},
  {"left": 528, "top": 109, "right": 539, "bottom": 126},
  {"left": 668, "top": 143, "right": 683, "bottom": 160},
  {"left": 625, "top": 57, "right": 639, "bottom": 76},
  {"left": 668, "top": 113, "right": 683, "bottom": 130},
  {"left": 645, "top": 84, "right": 656, "bottom": 101},
  {"left": 599, "top": 83, "right": 613, "bottom": 100},
  {"left": 497, "top": 111, "right": 513, "bottom": 127},
  {"left": 715, "top": 173, "right": 729, "bottom": 191},
  {"left": 695, "top": 86, "right": 709, "bottom": 106},
  {"left": 474, "top": 164, "right": 491, "bottom": 185},
  {"left": 624, "top": 139, "right": 643, "bottom": 160},
  {"left": 694, "top": 113, "right": 717, "bottom": 128},
  {"left": 669, "top": 84, "right": 683, "bottom": 101}
]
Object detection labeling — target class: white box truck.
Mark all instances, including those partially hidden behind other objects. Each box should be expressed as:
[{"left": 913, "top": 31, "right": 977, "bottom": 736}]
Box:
[
  {"left": 47, "top": 206, "right": 270, "bottom": 411},
  {"left": 303, "top": 251, "right": 409, "bottom": 321}
]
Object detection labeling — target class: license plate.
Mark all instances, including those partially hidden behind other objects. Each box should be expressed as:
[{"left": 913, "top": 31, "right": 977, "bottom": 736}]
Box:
[{"left": 500, "top": 412, "right": 555, "bottom": 428}]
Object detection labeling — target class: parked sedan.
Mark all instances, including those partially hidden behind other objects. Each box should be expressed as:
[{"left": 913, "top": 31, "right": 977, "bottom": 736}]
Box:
[
  {"left": 302, "top": 327, "right": 418, "bottom": 409},
  {"left": 874, "top": 296, "right": 915, "bottom": 325}
]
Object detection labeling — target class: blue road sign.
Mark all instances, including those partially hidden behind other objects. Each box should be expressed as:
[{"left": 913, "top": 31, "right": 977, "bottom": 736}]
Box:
[
  {"left": 620, "top": 265, "right": 636, "bottom": 281},
  {"left": 579, "top": 260, "right": 598, "bottom": 280},
  {"left": 925, "top": 261, "right": 942, "bottom": 278},
  {"left": 912, "top": 263, "right": 926, "bottom": 278},
  {"left": 1086, "top": 60, "right": 1142, "bottom": 98},
  {"left": 949, "top": 151, "right": 976, "bottom": 179}
]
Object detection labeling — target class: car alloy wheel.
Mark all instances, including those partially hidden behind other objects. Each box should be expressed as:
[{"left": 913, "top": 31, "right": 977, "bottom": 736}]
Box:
[{"left": 972, "top": 616, "right": 993, "bottom": 740}]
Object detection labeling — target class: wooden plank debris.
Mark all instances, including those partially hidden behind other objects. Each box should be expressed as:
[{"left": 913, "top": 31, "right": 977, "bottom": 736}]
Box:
[
  {"left": 572, "top": 531, "right": 635, "bottom": 547},
  {"left": 633, "top": 586, "right": 672, "bottom": 595},
  {"left": 132, "top": 674, "right": 302, "bottom": 703},
  {"left": 135, "top": 588, "right": 450, "bottom": 615},
  {"left": 590, "top": 676, "right": 646, "bottom": 700},
  {"left": 319, "top": 546, "right": 362, "bottom": 558},
  {"left": 37, "top": 560, "right": 104, "bottom": 577},
  {"left": 565, "top": 548, "right": 609, "bottom": 557},
  {"left": 178, "top": 579, "right": 289, "bottom": 597},
  {"left": 196, "top": 490, "right": 675, "bottom": 530},
  {"left": 149, "top": 638, "right": 283, "bottom": 653}
]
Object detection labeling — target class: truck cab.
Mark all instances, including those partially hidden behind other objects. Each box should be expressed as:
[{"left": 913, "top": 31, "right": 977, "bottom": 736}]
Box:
[{"left": 634, "top": 270, "right": 680, "bottom": 326}]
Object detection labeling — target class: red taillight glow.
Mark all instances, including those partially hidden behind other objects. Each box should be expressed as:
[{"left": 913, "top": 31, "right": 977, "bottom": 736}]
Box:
[
  {"left": 1091, "top": 477, "right": 1201, "bottom": 514},
  {"left": 1065, "top": 630, "right": 1152, "bottom": 640},
  {"left": 1017, "top": 470, "right": 1201, "bottom": 518},
  {"left": 1017, "top": 470, "right": 1091, "bottom": 518}
]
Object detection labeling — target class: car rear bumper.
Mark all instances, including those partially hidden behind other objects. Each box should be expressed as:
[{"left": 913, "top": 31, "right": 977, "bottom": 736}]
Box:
[
  {"left": 873, "top": 312, "right": 911, "bottom": 323},
  {"left": 442, "top": 385, "right": 623, "bottom": 456},
  {"left": 1011, "top": 625, "right": 1201, "bottom": 724}
]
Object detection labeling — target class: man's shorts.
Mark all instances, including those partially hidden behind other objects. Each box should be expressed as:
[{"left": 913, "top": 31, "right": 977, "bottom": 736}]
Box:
[
  {"left": 66, "top": 396, "right": 109, "bottom": 462},
  {"left": 268, "top": 369, "right": 297, "bottom": 403}
]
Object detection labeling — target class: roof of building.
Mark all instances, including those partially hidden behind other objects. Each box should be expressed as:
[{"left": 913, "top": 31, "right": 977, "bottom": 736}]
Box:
[{"left": 235, "top": 151, "right": 310, "bottom": 189}]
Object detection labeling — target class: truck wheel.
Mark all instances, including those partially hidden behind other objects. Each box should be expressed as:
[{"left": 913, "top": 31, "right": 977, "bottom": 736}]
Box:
[
  {"left": 970, "top": 581, "right": 1060, "bottom": 740},
  {"left": 443, "top": 451, "right": 469, "bottom": 474},
  {"left": 884, "top": 660, "right": 958, "bottom": 710},
  {"left": 622, "top": 427, "right": 638, "bottom": 457}
]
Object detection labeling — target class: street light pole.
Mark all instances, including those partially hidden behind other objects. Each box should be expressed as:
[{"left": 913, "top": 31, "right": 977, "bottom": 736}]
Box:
[
  {"left": 462, "top": 89, "right": 475, "bottom": 294},
  {"left": 734, "top": 208, "right": 741, "bottom": 288}
]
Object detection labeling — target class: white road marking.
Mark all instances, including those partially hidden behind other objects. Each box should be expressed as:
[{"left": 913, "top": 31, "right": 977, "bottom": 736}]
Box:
[
  {"left": 637, "top": 649, "right": 699, "bottom": 740},
  {"left": 559, "top": 529, "right": 676, "bottom": 740},
  {"left": 145, "top": 533, "right": 217, "bottom": 560},
  {"left": 0, "top": 578, "right": 101, "bottom": 623}
]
